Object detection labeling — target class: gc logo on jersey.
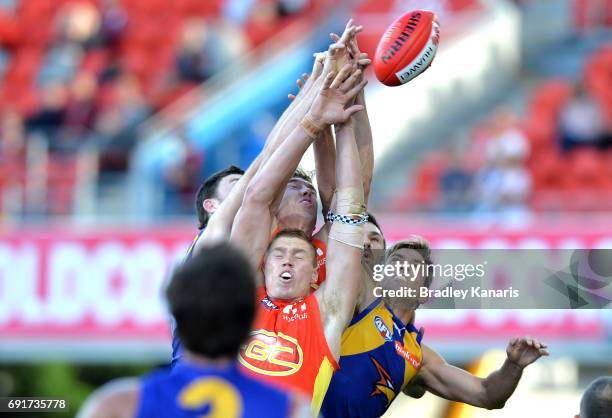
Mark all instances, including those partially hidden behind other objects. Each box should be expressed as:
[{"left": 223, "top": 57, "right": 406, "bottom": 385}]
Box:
[
  {"left": 239, "top": 330, "right": 303, "bottom": 376},
  {"left": 374, "top": 316, "right": 393, "bottom": 342}
]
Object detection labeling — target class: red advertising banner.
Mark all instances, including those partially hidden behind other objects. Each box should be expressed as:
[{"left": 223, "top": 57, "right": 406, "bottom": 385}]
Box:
[{"left": 0, "top": 221, "right": 610, "bottom": 357}]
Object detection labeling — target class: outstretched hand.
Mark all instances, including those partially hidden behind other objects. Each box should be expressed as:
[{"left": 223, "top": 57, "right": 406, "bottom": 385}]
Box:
[
  {"left": 308, "top": 63, "right": 367, "bottom": 126},
  {"left": 288, "top": 52, "right": 326, "bottom": 101},
  {"left": 506, "top": 336, "right": 549, "bottom": 368}
]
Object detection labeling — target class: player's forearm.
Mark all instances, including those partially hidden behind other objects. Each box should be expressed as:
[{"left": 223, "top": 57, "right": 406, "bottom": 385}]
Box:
[
  {"left": 199, "top": 154, "right": 264, "bottom": 247},
  {"left": 334, "top": 123, "right": 363, "bottom": 205},
  {"left": 324, "top": 120, "right": 364, "bottom": 328},
  {"left": 313, "top": 126, "right": 336, "bottom": 215},
  {"left": 245, "top": 121, "right": 317, "bottom": 208},
  {"left": 480, "top": 359, "right": 523, "bottom": 409},
  {"left": 353, "top": 91, "right": 374, "bottom": 205},
  {"left": 264, "top": 77, "right": 321, "bottom": 161}
]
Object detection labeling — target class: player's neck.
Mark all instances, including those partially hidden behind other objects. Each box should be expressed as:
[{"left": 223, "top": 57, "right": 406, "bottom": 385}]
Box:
[
  {"left": 277, "top": 214, "right": 316, "bottom": 236},
  {"left": 183, "top": 351, "right": 234, "bottom": 368},
  {"left": 358, "top": 269, "right": 378, "bottom": 312},
  {"left": 384, "top": 298, "right": 416, "bottom": 326}
]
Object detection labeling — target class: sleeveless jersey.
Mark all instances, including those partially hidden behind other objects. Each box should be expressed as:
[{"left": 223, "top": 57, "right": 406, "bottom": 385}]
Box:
[
  {"left": 320, "top": 299, "right": 423, "bottom": 418},
  {"left": 311, "top": 237, "right": 327, "bottom": 289},
  {"left": 136, "top": 361, "right": 292, "bottom": 418},
  {"left": 238, "top": 290, "right": 338, "bottom": 415}
]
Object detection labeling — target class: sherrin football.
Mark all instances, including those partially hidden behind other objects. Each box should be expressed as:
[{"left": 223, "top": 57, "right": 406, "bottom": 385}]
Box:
[{"left": 373, "top": 10, "right": 440, "bottom": 86}]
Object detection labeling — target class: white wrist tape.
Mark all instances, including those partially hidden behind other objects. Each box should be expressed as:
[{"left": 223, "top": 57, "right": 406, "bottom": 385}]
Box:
[{"left": 329, "top": 222, "right": 364, "bottom": 250}]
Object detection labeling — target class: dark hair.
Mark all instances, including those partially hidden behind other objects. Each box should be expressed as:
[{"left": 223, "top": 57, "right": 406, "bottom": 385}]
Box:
[
  {"left": 291, "top": 167, "right": 313, "bottom": 184},
  {"left": 196, "top": 165, "right": 244, "bottom": 230},
  {"left": 166, "top": 242, "right": 255, "bottom": 358},
  {"left": 387, "top": 236, "right": 434, "bottom": 288},
  {"left": 367, "top": 211, "right": 386, "bottom": 249},
  {"left": 266, "top": 228, "right": 317, "bottom": 267},
  {"left": 580, "top": 376, "right": 612, "bottom": 418}
]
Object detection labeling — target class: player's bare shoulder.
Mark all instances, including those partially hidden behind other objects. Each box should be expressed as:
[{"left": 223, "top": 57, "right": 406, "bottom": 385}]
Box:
[{"left": 77, "top": 378, "right": 140, "bottom": 418}]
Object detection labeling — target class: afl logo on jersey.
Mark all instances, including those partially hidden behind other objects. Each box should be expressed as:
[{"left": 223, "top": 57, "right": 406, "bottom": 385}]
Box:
[
  {"left": 374, "top": 316, "right": 393, "bottom": 341},
  {"left": 238, "top": 329, "right": 303, "bottom": 376}
]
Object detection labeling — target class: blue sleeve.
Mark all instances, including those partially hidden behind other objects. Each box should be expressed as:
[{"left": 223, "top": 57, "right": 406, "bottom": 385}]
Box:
[{"left": 170, "top": 316, "right": 183, "bottom": 367}]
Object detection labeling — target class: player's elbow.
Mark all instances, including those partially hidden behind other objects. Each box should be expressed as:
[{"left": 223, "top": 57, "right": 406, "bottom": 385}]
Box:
[
  {"left": 243, "top": 179, "right": 272, "bottom": 208},
  {"left": 482, "top": 397, "right": 506, "bottom": 410}
]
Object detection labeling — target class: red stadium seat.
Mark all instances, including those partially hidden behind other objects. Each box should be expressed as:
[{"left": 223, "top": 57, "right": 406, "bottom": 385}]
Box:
[
  {"left": 530, "top": 152, "right": 564, "bottom": 191},
  {"left": 563, "top": 150, "right": 610, "bottom": 191},
  {"left": 80, "top": 50, "right": 110, "bottom": 74},
  {"left": 355, "top": 0, "right": 395, "bottom": 14},
  {"left": 527, "top": 79, "right": 573, "bottom": 122}
]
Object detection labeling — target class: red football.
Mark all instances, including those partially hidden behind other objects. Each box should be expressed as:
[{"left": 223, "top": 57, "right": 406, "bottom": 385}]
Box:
[{"left": 373, "top": 10, "right": 440, "bottom": 87}]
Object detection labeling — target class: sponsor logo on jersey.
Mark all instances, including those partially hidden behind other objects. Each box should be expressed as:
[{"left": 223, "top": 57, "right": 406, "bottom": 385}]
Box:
[
  {"left": 239, "top": 330, "right": 304, "bottom": 376},
  {"left": 369, "top": 356, "right": 396, "bottom": 406},
  {"left": 394, "top": 341, "right": 421, "bottom": 369},
  {"left": 282, "top": 302, "right": 308, "bottom": 322},
  {"left": 261, "top": 296, "right": 279, "bottom": 310},
  {"left": 374, "top": 316, "right": 393, "bottom": 342}
]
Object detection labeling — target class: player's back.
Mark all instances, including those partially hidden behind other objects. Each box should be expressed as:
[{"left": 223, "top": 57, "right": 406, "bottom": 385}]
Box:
[{"left": 136, "top": 361, "right": 292, "bottom": 418}]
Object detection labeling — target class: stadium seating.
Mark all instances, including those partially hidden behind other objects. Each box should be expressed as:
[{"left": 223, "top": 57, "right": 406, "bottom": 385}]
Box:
[
  {"left": 0, "top": 0, "right": 330, "bottom": 217},
  {"left": 403, "top": 44, "right": 612, "bottom": 213}
]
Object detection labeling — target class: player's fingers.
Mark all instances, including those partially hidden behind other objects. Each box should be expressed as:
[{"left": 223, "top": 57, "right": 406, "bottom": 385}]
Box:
[
  {"left": 322, "top": 71, "right": 335, "bottom": 90},
  {"left": 328, "top": 43, "right": 345, "bottom": 58},
  {"left": 330, "top": 33, "right": 340, "bottom": 42},
  {"left": 340, "top": 69, "right": 362, "bottom": 93},
  {"left": 312, "top": 53, "right": 325, "bottom": 78},
  {"left": 340, "top": 24, "right": 355, "bottom": 44},
  {"left": 296, "top": 79, "right": 303, "bottom": 89},
  {"left": 288, "top": 94, "right": 295, "bottom": 101},
  {"left": 358, "top": 57, "right": 372, "bottom": 67},
  {"left": 509, "top": 337, "right": 518, "bottom": 346},
  {"left": 540, "top": 349, "right": 550, "bottom": 356},
  {"left": 345, "top": 78, "right": 367, "bottom": 100},
  {"left": 331, "top": 64, "right": 353, "bottom": 89},
  {"left": 533, "top": 339, "right": 542, "bottom": 349},
  {"left": 344, "top": 18, "right": 354, "bottom": 33},
  {"left": 343, "top": 104, "right": 364, "bottom": 119}
]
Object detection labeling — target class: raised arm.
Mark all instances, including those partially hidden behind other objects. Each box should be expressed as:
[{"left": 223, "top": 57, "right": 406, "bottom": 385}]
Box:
[
  {"left": 314, "top": 72, "right": 368, "bottom": 358},
  {"left": 331, "top": 27, "right": 374, "bottom": 205},
  {"left": 231, "top": 64, "right": 365, "bottom": 275},
  {"left": 313, "top": 125, "right": 336, "bottom": 216},
  {"left": 196, "top": 54, "right": 328, "bottom": 251},
  {"left": 406, "top": 337, "right": 549, "bottom": 409}
]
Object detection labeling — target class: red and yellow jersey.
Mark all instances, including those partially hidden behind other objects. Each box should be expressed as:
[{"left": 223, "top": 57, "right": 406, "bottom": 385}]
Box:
[
  {"left": 311, "top": 237, "right": 327, "bottom": 289},
  {"left": 238, "top": 289, "right": 338, "bottom": 415}
]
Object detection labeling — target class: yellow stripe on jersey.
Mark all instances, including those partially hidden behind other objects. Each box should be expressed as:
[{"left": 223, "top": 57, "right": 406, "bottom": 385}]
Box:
[{"left": 311, "top": 356, "right": 336, "bottom": 416}]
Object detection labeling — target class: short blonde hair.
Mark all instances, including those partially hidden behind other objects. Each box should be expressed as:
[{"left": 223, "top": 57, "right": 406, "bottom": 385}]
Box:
[{"left": 387, "top": 235, "right": 433, "bottom": 287}]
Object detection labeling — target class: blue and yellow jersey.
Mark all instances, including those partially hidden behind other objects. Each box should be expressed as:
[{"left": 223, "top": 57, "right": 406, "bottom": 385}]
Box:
[
  {"left": 321, "top": 299, "right": 423, "bottom": 418},
  {"left": 183, "top": 229, "right": 205, "bottom": 263},
  {"left": 136, "top": 361, "right": 292, "bottom": 418},
  {"left": 171, "top": 229, "right": 205, "bottom": 366}
]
